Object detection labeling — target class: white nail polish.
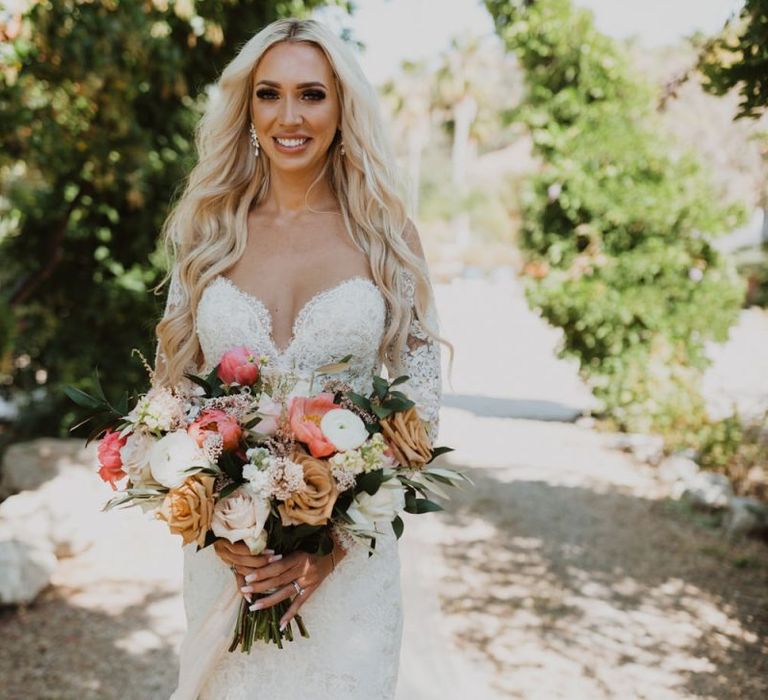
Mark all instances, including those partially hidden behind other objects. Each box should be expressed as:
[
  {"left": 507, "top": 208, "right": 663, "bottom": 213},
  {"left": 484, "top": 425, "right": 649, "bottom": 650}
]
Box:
[{"left": 268, "top": 554, "right": 283, "bottom": 563}]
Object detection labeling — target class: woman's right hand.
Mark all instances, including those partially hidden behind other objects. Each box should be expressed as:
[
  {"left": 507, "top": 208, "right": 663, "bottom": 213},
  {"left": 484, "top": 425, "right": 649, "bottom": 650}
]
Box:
[{"left": 212, "top": 538, "right": 284, "bottom": 603}]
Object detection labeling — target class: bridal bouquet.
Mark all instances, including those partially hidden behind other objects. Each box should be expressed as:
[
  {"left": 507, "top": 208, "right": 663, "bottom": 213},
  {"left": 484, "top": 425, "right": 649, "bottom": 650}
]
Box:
[{"left": 65, "top": 347, "right": 469, "bottom": 652}]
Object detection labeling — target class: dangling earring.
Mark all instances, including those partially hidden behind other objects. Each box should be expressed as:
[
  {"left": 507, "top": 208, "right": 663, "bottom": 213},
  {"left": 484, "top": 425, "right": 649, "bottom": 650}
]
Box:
[
  {"left": 340, "top": 140, "right": 346, "bottom": 156},
  {"left": 249, "top": 121, "right": 260, "bottom": 157}
]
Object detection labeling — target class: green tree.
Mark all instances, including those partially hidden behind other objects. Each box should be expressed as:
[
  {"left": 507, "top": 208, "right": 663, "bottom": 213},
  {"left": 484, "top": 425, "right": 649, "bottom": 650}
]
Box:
[
  {"left": 0, "top": 0, "right": 343, "bottom": 441},
  {"left": 698, "top": 0, "right": 768, "bottom": 119},
  {"left": 485, "top": 0, "right": 747, "bottom": 442}
]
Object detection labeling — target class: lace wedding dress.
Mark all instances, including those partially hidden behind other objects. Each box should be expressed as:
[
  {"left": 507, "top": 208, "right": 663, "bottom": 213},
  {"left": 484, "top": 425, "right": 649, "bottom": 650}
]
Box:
[{"left": 157, "top": 263, "right": 442, "bottom": 700}]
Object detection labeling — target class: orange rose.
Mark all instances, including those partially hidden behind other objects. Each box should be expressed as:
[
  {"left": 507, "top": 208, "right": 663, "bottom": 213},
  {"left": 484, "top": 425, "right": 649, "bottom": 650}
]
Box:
[
  {"left": 156, "top": 474, "right": 215, "bottom": 547},
  {"left": 277, "top": 450, "right": 338, "bottom": 527},
  {"left": 380, "top": 406, "right": 432, "bottom": 468}
]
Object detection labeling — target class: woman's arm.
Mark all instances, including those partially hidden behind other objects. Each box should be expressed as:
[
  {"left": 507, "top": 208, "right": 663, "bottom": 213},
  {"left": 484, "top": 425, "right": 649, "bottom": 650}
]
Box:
[{"left": 385, "top": 220, "right": 443, "bottom": 444}]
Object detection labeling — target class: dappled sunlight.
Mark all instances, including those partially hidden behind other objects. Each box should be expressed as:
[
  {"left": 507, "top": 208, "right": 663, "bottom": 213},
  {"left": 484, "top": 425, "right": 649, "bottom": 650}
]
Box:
[{"left": 427, "top": 465, "right": 768, "bottom": 699}]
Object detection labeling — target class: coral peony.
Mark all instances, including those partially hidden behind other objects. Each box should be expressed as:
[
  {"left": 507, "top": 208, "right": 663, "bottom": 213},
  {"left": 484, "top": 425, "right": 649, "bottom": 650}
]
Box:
[
  {"left": 97, "top": 429, "right": 128, "bottom": 490},
  {"left": 217, "top": 346, "right": 260, "bottom": 386},
  {"left": 188, "top": 408, "right": 242, "bottom": 451},
  {"left": 288, "top": 393, "right": 338, "bottom": 457}
]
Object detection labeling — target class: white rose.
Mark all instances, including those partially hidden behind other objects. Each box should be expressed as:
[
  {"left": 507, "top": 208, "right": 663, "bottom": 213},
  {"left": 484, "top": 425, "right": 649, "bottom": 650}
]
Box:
[
  {"left": 212, "top": 487, "right": 270, "bottom": 554},
  {"left": 347, "top": 477, "right": 405, "bottom": 528},
  {"left": 320, "top": 408, "right": 369, "bottom": 451},
  {"left": 149, "top": 430, "right": 212, "bottom": 489},
  {"left": 119, "top": 432, "right": 156, "bottom": 486},
  {"left": 254, "top": 392, "right": 282, "bottom": 437}
]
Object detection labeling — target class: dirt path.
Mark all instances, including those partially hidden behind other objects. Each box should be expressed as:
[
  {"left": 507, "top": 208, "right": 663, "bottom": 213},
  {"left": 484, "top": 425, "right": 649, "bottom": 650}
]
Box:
[{"left": 422, "top": 411, "right": 768, "bottom": 699}]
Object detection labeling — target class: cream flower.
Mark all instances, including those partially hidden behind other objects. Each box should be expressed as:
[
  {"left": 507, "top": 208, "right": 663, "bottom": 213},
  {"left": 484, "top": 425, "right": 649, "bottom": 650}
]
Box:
[
  {"left": 119, "top": 431, "right": 154, "bottom": 485},
  {"left": 346, "top": 476, "right": 405, "bottom": 528},
  {"left": 320, "top": 408, "right": 369, "bottom": 451},
  {"left": 211, "top": 487, "right": 270, "bottom": 555},
  {"left": 149, "top": 430, "right": 212, "bottom": 489}
]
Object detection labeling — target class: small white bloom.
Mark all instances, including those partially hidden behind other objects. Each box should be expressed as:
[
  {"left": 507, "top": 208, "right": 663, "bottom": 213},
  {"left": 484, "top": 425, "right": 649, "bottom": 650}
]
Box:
[
  {"left": 346, "top": 477, "right": 405, "bottom": 527},
  {"left": 321, "top": 408, "right": 369, "bottom": 451},
  {"left": 148, "top": 430, "right": 212, "bottom": 488},
  {"left": 242, "top": 463, "right": 272, "bottom": 499},
  {"left": 127, "top": 386, "right": 185, "bottom": 433}
]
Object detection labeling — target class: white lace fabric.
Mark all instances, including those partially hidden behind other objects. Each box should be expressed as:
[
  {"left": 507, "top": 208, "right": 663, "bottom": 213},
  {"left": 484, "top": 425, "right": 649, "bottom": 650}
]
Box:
[{"left": 155, "top": 263, "right": 442, "bottom": 699}]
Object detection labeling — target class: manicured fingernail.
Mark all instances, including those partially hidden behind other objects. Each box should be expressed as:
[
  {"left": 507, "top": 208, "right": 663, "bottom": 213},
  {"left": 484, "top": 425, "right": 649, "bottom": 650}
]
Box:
[
  {"left": 267, "top": 554, "right": 282, "bottom": 563},
  {"left": 279, "top": 620, "right": 286, "bottom": 631},
  {"left": 240, "top": 585, "right": 252, "bottom": 593},
  {"left": 263, "top": 549, "right": 275, "bottom": 554},
  {"left": 245, "top": 573, "right": 257, "bottom": 582},
  {"left": 249, "top": 601, "right": 263, "bottom": 611}
]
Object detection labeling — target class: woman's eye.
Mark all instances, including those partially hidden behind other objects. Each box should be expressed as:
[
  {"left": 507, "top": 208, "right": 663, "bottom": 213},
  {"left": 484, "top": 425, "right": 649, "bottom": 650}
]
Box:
[
  {"left": 303, "top": 90, "right": 326, "bottom": 101},
  {"left": 256, "top": 88, "right": 278, "bottom": 100}
]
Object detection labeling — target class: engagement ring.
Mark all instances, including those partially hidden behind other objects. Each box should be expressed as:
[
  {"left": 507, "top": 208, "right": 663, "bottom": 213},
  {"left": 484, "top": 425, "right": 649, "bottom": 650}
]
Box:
[{"left": 292, "top": 579, "right": 305, "bottom": 596}]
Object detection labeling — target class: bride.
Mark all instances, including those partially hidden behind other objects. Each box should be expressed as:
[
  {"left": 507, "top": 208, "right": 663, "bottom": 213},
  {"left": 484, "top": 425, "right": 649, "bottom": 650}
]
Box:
[{"left": 151, "top": 16, "right": 450, "bottom": 700}]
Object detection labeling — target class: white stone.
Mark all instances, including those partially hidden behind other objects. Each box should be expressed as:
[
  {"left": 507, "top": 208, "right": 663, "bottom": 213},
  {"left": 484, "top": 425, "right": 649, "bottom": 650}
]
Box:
[
  {"left": 0, "top": 437, "right": 96, "bottom": 498},
  {"left": 725, "top": 496, "right": 768, "bottom": 538},
  {"left": 0, "top": 463, "right": 107, "bottom": 558},
  {"left": 608, "top": 432, "right": 666, "bottom": 465},
  {"left": 680, "top": 471, "right": 734, "bottom": 509},
  {"left": 0, "top": 533, "right": 57, "bottom": 604},
  {"left": 657, "top": 455, "right": 700, "bottom": 484}
]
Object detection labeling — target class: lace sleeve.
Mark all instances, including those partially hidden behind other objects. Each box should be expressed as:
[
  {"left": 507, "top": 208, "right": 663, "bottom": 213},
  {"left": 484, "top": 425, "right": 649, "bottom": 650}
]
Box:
[
  {"left": 385, "top": 269, "right": 443, "bottom": 444},
  {"left": 152, "top": 261, "right": 187, "bottom": 388}
]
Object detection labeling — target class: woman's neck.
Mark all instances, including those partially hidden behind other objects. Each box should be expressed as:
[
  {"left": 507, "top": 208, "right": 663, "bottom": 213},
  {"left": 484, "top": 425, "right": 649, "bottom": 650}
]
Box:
[{"left": 263, "top": 163, "right": 338, "bottom": 216}]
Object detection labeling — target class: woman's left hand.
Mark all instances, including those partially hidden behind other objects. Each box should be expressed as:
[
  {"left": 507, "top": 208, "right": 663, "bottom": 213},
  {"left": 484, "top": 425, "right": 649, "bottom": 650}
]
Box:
[{"left": 242, "top": 549, "right": 334, "bottom": 629}]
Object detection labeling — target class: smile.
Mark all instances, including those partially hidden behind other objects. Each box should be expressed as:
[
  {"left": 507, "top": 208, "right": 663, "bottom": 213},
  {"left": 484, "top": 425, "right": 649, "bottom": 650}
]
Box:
[{"left": 273, "top": 137, "right": 311, "bottom": 152}]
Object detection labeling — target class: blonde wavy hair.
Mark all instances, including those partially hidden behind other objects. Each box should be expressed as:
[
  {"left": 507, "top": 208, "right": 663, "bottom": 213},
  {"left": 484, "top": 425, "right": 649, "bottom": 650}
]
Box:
[{"left": 152, "top": 17, "right": 454, "bottom": 390}]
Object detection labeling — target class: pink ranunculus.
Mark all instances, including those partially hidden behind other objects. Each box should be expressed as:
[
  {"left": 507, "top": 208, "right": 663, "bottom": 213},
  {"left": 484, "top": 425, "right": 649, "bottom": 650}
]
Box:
[
  {"left": 188, "top": 408, "right": 242, "bottom": 452},
  {"left": 217, "top": 346, "right": 260, "bottom": 386},
  {"left": 287, "top": 393, "right": 338, "bottom": 458},
  {"left": 97, "top": 429, "right": 128, "bottom": 491}
]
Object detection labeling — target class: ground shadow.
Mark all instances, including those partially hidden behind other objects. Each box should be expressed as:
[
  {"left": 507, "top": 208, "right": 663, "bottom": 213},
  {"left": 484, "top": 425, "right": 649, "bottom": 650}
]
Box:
[
  {"left": 443, "top": 393, "right": 584, "bottom": 422},
  {"left": 436, "top": 467, "right": 768, "bottom": 699},
  {"left": 0, "top": 584, "right": 180, "bottom": 700}
]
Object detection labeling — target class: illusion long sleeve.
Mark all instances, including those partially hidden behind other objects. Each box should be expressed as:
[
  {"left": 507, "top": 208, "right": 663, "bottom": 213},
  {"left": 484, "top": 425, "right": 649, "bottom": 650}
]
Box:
[
  {"left": 385, "top": 270, "right": 442, "bottom": 445},
  {"left": 153, "top": 261, "right": 184, "bottom": 377}
]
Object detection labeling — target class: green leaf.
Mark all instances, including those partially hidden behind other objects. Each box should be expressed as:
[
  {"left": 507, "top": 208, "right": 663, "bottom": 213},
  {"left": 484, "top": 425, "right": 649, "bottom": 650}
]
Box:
[
  {"left": 427, "top": 446, "right": 455, "bottom": 463},
  {"left": 414, "top": 498, "right": 443, "bottom": 514},
  {"left": 391, "top": 515, "right": 404, "bottom": 539},
  {"left": 217, "top": 482, "right": 240, "bottom": 499},
  {"left": 356, "top": 469, "right": 385, "bottom": 495},
  {"left": 63, "top": 385, "right": 103, "bottom": 409},
  {"left": 372, "top": 375, "right": 389, "bottom": 400}
]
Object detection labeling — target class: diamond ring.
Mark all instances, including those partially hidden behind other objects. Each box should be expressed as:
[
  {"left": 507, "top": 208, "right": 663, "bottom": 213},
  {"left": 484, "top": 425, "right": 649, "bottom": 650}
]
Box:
[{"left": 291, "top": 579, "right": 305, "bottom": 596}]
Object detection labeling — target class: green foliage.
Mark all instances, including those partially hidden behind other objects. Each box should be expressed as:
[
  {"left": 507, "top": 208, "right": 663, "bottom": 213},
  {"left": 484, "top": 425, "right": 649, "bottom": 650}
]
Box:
[
  {"left": 696, "top": 409, "right": 768, "bottom": 500},
  {"left": 698, "top": 0, "right": 768, "bottom": 118},
  {"left": 486, "top": 0, "right": 748, "bottom": 437},
  {"left": 0, "top": 0, "right": 341, "bottom": 440}
]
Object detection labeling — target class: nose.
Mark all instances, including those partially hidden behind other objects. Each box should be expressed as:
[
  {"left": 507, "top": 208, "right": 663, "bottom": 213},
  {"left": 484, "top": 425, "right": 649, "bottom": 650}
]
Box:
[{"left": 278, "top": 95, "right": 303, "bottom": 126}]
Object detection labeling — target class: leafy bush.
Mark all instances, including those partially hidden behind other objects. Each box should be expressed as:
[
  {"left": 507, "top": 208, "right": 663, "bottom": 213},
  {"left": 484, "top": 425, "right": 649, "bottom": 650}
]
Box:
[
  {"left": 487, "top": 0, "right": 747, "bottom": 438},
  {"left": 696, "top": 409, "right": 768, "bottom": 500}
]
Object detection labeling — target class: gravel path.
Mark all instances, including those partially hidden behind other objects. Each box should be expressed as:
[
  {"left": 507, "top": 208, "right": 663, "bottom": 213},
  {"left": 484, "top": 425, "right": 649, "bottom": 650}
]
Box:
[{"left": 1, "top": 274, "right": 766, "bottom": 700}]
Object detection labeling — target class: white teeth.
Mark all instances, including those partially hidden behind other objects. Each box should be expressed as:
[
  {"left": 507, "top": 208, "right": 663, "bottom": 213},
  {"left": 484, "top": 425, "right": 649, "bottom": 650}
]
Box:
[{"left": 276, "top": 137, "right": 308, "bottom": 147}]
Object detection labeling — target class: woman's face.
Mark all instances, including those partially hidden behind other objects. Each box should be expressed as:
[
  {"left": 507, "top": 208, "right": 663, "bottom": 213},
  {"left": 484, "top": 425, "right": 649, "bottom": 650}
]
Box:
[{"left": 250, "top": 41, "right": 341, "bottom": 175}]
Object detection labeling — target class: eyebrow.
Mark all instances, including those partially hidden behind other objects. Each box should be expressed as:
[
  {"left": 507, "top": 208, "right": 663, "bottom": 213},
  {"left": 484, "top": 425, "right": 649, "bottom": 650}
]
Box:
[{"left": 255, "top": 80, "right": 327, "bottom": 89}]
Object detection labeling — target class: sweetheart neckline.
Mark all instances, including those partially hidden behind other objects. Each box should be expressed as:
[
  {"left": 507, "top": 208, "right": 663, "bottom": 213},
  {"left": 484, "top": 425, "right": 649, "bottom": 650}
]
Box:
[{"left": 212, "top": 274, "right": 383, "bottom": 356}]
